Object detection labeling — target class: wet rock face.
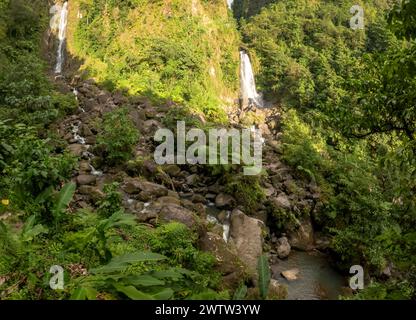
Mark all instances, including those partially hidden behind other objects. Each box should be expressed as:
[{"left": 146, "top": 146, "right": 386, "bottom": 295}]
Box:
[
  {"left": 276, "top": 236, "right": 291, "bottom": 259},
  {"left": 288, "top": 217, "right": 315, "bottom": 251},
  {"left": 229, "top": 209, "right": 264, "bottom": 279}
]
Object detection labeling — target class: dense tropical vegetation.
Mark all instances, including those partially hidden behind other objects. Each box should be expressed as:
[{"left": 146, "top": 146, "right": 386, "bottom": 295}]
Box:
[{"left": 0, "top": 0, "right": 415, "bottom": 300}]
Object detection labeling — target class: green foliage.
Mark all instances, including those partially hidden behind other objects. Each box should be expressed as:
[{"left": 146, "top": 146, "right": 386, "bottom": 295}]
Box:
[
  {"left": 224, "top": 174, "right": 265, "bottom": 214},
  {"left": 388, "top": 0, "right": 416, "bottom": 41},
  {"left": 96, "top": 108, "right": 139, "bottom": 165},
  {"left": 242, "top": 1, "right": 415, "bottom": 300},
  {"left": 97, "top": 183, "right": 123, "bottom": 218},
  {"left": 1, "top": 122, "right": 75, "bottom": 210},
  {"left": 257, "top": 254, "right": 271, "bottom": 300},
  {"left": 233, "top": 283, "right": 248, "bottom": 300},
  {"left": 347, "top": 280, "right": 415, "bottom": 300},
  {"left": 0, "top": 1, "right": 77, "bottom": 127},
  {"left": 150, "top": 222, "right": 216, "bottom": 276},
  {"left": 70, "top": 0, "right": 239, "bottom": 121}
]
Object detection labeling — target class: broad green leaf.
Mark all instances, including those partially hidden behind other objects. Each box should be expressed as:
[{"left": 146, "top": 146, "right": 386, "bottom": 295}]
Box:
[
  {"left": 71, "top": 286, "right": 97, "bottom": 300},
  {"left": 152, "top": 288, "right": 174, "bottom": 300},
  {"left": 70, "top": 287, "right": 87, "bottom": 300},
  {"left": 233, "top": 283, "right": 248, "bottom": 300},
  {"left": 21, "top": 216, "right": 48, "bottom": 242},
  {"left": 257, "top": 254, "right": 271, "bottom": 300},
  {"left": 114, "top": 285, "right": 154, "bottom": 300},
  {"left": 54, "top": 182, "right": 76, "bottom": 214},
  {"left": 151, "top": 269, "right": 184, "bottom": 280},
  {"left": 125, "top": 275, "right": 165, "bottom": 287}
]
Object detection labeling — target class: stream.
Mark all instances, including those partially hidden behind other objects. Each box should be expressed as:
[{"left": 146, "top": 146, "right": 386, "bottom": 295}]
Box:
[{"left": 271, "top": 251, "right": 346, "bottom": 300}]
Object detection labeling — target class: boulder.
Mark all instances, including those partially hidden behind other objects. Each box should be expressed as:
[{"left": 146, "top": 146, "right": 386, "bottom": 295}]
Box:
[
  {"left": 186, "top": 174, "right": 199, "bottom": 186},
  {"left": 163, "top": 164, "right": 181, "bottom": 177},
  {"left": 68, "top": 144, "right": 85, "bottom": 157},
  {"left": 142, "top": 119, "right": 161, "bottom": 135},
  {"left": 276, "top": 237, "right": 291, "bottom": 259},
  {"left": 78, "top": 160, "right": 91, "bottom": 173},
  {"left": 198, "top": 232, "right": 246, "bottom": 290},
  {"left": 123, "top": 178, "right": 168, "bottom": 198},
  {"left": 76, "top": 175, "right": 97, "bottom": 186},
  {"left": 159, "top": 204, "right": 197, "bottom": 229},
  {"left": 136, "top": 206, "right": 159, "bottom": 224},
  {"left": 273, "top": 193, "right": 291, "bottom": 210},
  {"left": 229, "top": 209, "right": 264, "bottom": 278},
  {"left": 77, "top": 186, "right": 104, "bottom": 202},
  {"left": 215, "top": 193, "right": 236, "bottom": 209},
  {"left": 156, "top": 196, "right": 181, "bottom": 206},
  {"left": 288, "top": 217, "right": 315, "bottom": 251},
  {"left": 191, "top": 194, "right": 206, "bottom": 204},
  {"left": 281, "top": 268, "right": 299, "bottom": 281}
]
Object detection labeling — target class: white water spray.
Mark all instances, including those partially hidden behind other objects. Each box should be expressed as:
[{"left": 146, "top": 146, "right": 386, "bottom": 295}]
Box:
[
  {"left": 240, "top": 51, "right": 263, "bottom": 108},
  {"left": 55, "top": 2, "right": 69, "bottom": 74},
  {"left": 227, "top": 0, "right": 234, "bottom": 10}
]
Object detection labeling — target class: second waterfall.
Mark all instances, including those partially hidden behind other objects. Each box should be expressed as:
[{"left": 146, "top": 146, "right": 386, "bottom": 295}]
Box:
[
  {"left": 240, "top": 51, "right": 263, "bottom": 108},
  {"left": 55, "top": 2, "right": 69, "bottom": 74}
]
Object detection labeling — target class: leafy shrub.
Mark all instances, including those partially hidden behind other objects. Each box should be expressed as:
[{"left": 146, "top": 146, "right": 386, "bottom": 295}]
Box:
[
  {"left": 2, "top": 124, "right": 75, "bottom": 201},
  {"left": 96, "top": 108, "right": 139, "bottom": 165}
]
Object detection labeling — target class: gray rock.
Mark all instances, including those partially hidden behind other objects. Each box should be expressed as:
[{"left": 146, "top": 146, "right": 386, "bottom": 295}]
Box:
[
  {"left": 156, "top": 196, "right": 181, "bottom": 206},
  {"left": 164, "top": 165, "right": 181, "bottom": 177},
  {"left": 78, "top": 160, "right": 91, "bottom": 173},
  {"left": 215, "top": 193, "right": 235, "bottom": 209},
  {"left": 123, "top": 178, "right": 168, "bottom": 198},
  {"left": 198, "top": 232, "right": 246, "bottom": 290},
  {"left": 76, "top": 175, "right": 97, "bottom": 186},
  {"left": 159, "top": 204, "right": 197, "bottom": 229},
  {"left": 230, "top": 209, "right": 264, "bottom": 278},
  {"left": 191, "top": 194, "right": 206, "bottom": 204},
  {"left": 288, "top": 217, "right": 315, "bottom": 251},
  {"left": 281, "top": 268, "right": 299, "bottom": 281},
  {"left": 186, "top": 174, "right": 199, "bottom": 186},
  {"left": 142, "top": 119, "right": 161, "bottom": 134},
  {"left": 273, "top": 193, "right": 291, "bottom": 210},
  {"left": 217, "top": 210, "right": 228, "bottom": 224},
  {"left": 68, "top": 144, "right": 85, "bottom": 157},
  {"left": 78, "top": 185, "right": 103, "bottom": 197},
  {"left": 276, "top": 237, "right": 291, "bottom": 259}
]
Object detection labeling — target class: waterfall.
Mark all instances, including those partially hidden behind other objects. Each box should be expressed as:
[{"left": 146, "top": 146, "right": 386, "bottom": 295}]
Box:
[
  {"left": 227, "top": 0, "right": 234, "bottom": 10},
  {"left": 55, "top": 2, "right": 69, "bottom": 74},
  {"left": 240, "top": 51, "right": 263, "bottom": 108}
]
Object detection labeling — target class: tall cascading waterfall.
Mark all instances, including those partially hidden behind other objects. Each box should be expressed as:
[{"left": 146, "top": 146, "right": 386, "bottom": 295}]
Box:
[
  {"left": 55, "top": 2, "right": 69, "bottom": 74},
  {"left": 240, "top": 50, "right": 263, "bottom": 108},
  {"left": 227, "top": 0, "right": 234, "bottom": 10}
]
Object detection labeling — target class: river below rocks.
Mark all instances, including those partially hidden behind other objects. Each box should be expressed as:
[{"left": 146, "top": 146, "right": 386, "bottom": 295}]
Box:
[{"left": 271, "top": 251, "right": 346, "bottom": 300}]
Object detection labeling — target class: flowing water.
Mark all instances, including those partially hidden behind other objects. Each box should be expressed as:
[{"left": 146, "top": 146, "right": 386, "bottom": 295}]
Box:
[
  {"left": 271, "top": 251, "right": 346, "bottom": 300},
  {"left": 206, "top": 205, "right": 231, "bottom": 243},
  {"left": 227, "top": 0, "right": 234, "bottom": 10},
  {"left": 55, "top": 2, "right": 69, "bottom": 74},
  {"left": 240, "top": 51, "right": 263, "bottom": 108}
]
